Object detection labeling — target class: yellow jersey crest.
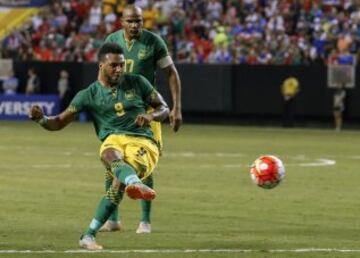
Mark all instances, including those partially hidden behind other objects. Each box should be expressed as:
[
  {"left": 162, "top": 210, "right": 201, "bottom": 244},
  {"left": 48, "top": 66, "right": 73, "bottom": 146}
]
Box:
[
  {"left": 138, "top": 47, "right": 153, "bottom": 60},
  {"left": 124, "top": 89, "right": 136, "bottom": 100}
]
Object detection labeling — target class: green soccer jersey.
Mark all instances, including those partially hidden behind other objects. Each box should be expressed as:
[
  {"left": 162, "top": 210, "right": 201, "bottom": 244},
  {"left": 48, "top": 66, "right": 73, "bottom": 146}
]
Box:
[
  {"left": 105, "top": 29, "right": 168, "bottom": 85},
  {"left": 68, "top": 74, "right": 156, "bottom": 142}
]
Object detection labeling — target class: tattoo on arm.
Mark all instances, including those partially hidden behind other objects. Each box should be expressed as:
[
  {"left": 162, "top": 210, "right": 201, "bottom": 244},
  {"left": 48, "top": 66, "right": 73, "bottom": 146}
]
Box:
[{"left": 147, "top": 90, "right": 169, "bottom": 122}]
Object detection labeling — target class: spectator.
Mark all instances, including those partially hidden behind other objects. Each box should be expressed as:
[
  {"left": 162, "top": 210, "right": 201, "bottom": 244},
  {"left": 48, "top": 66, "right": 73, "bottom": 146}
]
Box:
[
  {"left": 89, "top": 2, "right": 102, "bottom": 28},
  {"left": 143, "top": 5, "right": 158, "bottom": 30},
  {"left": 213, "top": 26, "right": 229, "bottom": 48},
  {"left": 206, "top": 0, "right": 223, "bottom": 22},
  {"left": 333, "top": 84, "right": 346, "bottom": 131},
  {"left": 57, "top": 70, "right": 70, "bottom": 111},
  {"left": 281, "top": 75, "right": 300, "bottom": 127},
  {"left": 1, "top": 0, "right": 359, "bottom": 65},
  {"left": 1, "top": 70, "right": 19, "bottom": 95},
  {"left": 25, "top": 67, "right": 40, "bottom": 95}
]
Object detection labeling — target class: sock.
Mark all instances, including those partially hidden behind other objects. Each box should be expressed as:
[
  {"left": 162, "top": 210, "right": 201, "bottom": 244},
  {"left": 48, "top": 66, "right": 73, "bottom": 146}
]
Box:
[
  {"left": 141, "top": 175, "right": 153, "bottom": 223},
  {"left": 111, "top": 160, "right": 142, "bottom": 185},
  {"left": 105, "top": 168, "right": 119, "bottom": 222},
  {"left": 84, "top": 185, "right": 122, "bottom": 236}
]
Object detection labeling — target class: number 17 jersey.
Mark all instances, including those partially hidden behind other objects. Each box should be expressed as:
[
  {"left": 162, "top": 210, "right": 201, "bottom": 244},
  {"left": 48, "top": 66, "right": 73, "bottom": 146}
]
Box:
[{"left": 105, "top": 29, "right": 169, "bottom": 86}]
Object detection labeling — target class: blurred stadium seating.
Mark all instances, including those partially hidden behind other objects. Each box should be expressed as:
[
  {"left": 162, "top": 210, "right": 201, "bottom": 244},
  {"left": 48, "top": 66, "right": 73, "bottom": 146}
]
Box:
[
  {"left": 0, "top": 7, "right": 40, "bottom": 39},
  {"left": 0, "top": 0, "right": 358, "bottom": 64},
  {"left": 0, "top": 0, "right": 359, "bottom": 124}
]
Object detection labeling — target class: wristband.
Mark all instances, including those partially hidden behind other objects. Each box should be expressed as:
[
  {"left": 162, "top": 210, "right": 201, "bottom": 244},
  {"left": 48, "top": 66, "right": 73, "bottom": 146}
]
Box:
[{"left": 38, "top": 116, "right": 48, "bottom": 126}]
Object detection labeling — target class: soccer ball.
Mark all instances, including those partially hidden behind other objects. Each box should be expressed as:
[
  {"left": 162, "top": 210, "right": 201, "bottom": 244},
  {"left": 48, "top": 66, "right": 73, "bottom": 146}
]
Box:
[{"left": 250, "top": 155, "right": 285, "bottom": 189}]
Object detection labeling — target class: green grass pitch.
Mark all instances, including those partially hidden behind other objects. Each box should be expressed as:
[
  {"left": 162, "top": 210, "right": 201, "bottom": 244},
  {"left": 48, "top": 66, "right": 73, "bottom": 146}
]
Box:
[{"left": 0, "top": 121, "right": 360, "bottom": 258}]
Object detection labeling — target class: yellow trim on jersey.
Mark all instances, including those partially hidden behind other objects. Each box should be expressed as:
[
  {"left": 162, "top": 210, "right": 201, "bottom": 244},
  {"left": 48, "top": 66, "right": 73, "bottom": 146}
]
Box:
[
  {"left": 122, "top": 31, "right": 138, "bottom": 52},
  {"left": 67, "top": 105, "right": 77, "bottom": 113},
  {"left": 125, "top": 40, "right": 135, "bottom": 51}
]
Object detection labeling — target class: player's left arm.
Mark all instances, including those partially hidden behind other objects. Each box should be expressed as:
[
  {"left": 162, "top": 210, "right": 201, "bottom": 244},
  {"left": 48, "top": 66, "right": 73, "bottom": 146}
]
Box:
[
  {"left": 155, "top": 35, "right": 182, "bottom": 132},
  {"left": 135, "top": 90, "right": 169, "bottom": 127},
  {"left": 162, "top": 63, "right": 182, "bottom": 132},
  {"left": 135, "top": 75, "right": 169, "bottom": 127}
]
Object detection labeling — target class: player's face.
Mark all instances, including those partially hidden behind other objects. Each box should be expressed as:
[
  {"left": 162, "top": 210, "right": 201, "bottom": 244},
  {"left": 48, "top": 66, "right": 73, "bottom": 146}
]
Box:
[
  {"left": 122, "top": 12, "right": 143, "bottom": 39},
  {"left": 101, "top": 53, "right": 125, "bottom": 86}
]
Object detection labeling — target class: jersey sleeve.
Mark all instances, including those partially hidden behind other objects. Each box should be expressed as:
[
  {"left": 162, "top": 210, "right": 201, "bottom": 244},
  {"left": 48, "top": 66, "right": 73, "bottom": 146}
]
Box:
[
  {"left": 137, "top": 75, "right": 156, "bottom": 104},
  {"left": 153, "top": 34, "right": 169, "bottom": 62},
  {"left": 67, "top": 89, "right": 88, "bottom": 113},
  {"left": 105, "top": 33, "right": 116, "bottom": 43}
]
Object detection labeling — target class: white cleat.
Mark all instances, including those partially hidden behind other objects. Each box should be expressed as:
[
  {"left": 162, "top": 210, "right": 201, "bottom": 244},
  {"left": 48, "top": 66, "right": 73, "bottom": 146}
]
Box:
[
  {"left": 98, "top": 220, "right": 122, "bottom": 232},
  {"left": 79, "top": 235, "right": 103, "bottom": 250},
  {"left": 136, "top": 222, "right": 151, "bottom": 234}
]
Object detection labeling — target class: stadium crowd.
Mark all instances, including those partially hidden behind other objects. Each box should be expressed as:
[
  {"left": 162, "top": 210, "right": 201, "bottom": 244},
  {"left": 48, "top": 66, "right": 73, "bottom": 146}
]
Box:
[{"left": 1, "top": 0, "right": 359, "bottom": 65}]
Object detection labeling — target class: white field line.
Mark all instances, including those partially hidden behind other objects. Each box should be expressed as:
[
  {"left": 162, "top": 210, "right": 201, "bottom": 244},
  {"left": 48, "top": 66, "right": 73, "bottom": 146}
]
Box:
[
  {"left": 1, "top": 248, "right": 360, "bottom": 254},
  {"left": 0, "top": 150, "right": 338, "bottom": 169},
  {"left": 0, "top": 159, "right": 336, "bottom": 170},
  {"left": 223, "top": 159, "right": 336, "bottom": 168},
  {"left": 0, "top": 145, "right": 358, "bottom": 160}
]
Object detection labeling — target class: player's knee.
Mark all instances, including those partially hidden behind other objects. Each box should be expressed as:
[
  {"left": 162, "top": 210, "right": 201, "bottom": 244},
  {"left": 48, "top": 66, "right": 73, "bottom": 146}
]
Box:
[{"left": 100, "top": 148, "right": 123, "bottom": 168}]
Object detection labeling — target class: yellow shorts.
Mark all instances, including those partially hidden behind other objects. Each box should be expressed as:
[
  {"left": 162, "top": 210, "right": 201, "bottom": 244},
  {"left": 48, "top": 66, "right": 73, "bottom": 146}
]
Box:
[
  {"left": 147, "top": 106, "right": 163, "bottom": 151},
  {"left": 99, "top": 135, "right": 159, "bottom": 180},
  {"left": 150, "top": 120, "right": 162, "bottom": 151}
]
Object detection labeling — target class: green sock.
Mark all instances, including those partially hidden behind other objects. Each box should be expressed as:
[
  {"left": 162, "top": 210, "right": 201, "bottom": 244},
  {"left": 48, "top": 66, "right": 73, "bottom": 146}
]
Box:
[
  {"left": 140, "top": 200, "right": 151, "bottom": 223},
  {"left": 141, "top": 175, "right": 154, "bottom": 223},
  {"left": 84, "top": 185, "right": 122, "bottom": 236},
  {"left": 111, "top": 161, "right": 141, "bottom": 185},
  {"left": 105, "top": 168, "right": 120, "bottom": 222}
]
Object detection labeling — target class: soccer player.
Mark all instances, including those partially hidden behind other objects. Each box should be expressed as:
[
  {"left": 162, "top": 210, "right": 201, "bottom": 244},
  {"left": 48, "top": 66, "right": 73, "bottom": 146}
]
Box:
[
  {"left": 29, "top": 43, "right": 169, "bottom": 250},
  {"left": 102, "top": 5, "right": 182, "bottom": 233}
]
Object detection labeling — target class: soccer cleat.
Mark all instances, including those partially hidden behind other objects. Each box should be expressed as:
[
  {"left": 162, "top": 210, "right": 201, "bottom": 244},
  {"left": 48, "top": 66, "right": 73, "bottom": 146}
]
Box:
[
  {"left": 98, "top": 220, "right": 122, "bottom": 232},
  {"left": 136, "top": 222, "right": 151, "bottom": 234},
  {"left": 79, "top": 235, "right": 103, "bottom": 250},
  {"left": 125, "top": 183, "right": 156, "bottom": 201}
]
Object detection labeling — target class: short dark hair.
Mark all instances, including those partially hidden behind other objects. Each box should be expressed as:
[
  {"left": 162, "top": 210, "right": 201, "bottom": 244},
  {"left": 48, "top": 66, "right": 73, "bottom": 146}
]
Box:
[{"left": 98, "top": 43, "right": 123, "bottom": 61}]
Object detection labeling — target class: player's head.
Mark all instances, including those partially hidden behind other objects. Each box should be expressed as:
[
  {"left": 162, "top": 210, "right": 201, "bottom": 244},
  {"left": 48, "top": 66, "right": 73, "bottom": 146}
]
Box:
[
  {"left": 122, "top": 5, "right": 143, "bottom": 39},
  {"left": 98, "top": 43, "right": 125, "bottom": 86}
]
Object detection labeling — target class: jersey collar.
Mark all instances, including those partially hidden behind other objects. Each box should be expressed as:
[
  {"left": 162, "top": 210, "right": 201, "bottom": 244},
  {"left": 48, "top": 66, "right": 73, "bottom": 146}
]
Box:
[
  {"left": 122, "top": 29, "right": 143, "bottom": 51},
  {"left": 97, "top": 76, "right": 125, "bottom": 93}
]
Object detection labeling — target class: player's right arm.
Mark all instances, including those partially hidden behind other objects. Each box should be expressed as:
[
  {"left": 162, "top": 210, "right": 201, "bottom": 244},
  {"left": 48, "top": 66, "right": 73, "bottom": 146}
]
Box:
[
  {"left": 29, "top": 105, "right": 76, "bottom": 131},
  {"left": 29, "top": 88, "right": 88, "bottom": 131}
]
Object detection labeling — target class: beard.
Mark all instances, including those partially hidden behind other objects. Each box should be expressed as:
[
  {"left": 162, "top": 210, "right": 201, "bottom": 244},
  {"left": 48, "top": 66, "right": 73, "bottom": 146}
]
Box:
[
  {"left": 129, "top": 29, "right": 140, "bottom": 36},
  {"left": 106, "top": 74, "right": 120, "bottom": 86}
]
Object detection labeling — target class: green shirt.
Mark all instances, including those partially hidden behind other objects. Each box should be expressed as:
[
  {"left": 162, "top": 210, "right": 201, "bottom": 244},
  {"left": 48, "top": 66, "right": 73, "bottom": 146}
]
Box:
[
  {"left": 105, "top": 29, "right": 168, "bottom": 85},
  {"left": 69, "top": 74, "right": 156, "bottom": 142}
]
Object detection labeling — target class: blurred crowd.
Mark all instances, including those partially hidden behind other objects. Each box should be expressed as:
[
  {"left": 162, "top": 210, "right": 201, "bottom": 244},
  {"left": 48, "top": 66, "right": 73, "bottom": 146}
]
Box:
[{"left": 1, "top": 0, "right": 359, "bottom": 65}]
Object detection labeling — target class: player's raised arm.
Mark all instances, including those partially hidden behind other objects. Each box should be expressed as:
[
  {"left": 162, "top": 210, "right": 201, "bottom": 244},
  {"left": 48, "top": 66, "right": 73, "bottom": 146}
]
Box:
[{"left": 29, "top": 105, "right": 76, "bottom": 131}]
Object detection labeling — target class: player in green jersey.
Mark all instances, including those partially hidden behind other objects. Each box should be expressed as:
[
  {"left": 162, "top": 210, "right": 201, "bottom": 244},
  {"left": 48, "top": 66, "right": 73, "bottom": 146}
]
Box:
[
  {"left": 29, "top": 43, "right": 169, "bottom": 250},
  {"left": 102, "top": 5, "right": 182, "bottom": 233}
]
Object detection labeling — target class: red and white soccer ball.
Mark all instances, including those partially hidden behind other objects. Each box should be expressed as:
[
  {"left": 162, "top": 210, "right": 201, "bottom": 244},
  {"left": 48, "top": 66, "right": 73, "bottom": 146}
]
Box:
[{"left": 250, "top": 155, "right": 285, "bottom": 189}]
